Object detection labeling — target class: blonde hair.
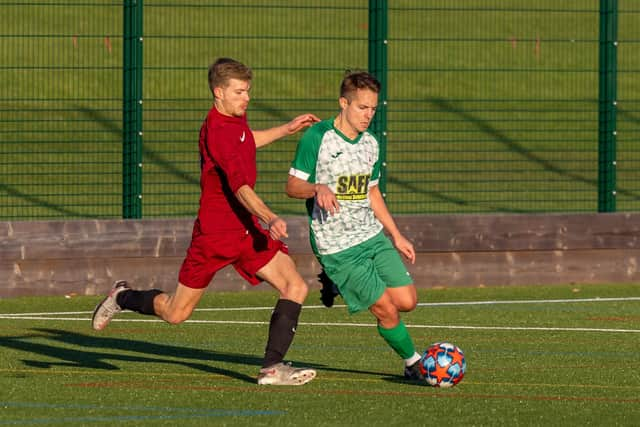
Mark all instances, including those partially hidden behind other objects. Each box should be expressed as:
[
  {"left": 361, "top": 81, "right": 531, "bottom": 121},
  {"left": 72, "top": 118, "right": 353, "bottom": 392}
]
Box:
[{"left": 208, "top": 57, "right": 252, "bottom": 95}]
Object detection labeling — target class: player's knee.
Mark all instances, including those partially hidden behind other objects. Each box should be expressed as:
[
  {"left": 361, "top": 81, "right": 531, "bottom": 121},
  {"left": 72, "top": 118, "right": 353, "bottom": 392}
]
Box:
[
  {"left": 285, "top": 278, "right": 308, "bottom": 303},
  {"left": 390, "top": 286, "right": 418, "bottom": 312},
  {"left": 163, "top": 308, "right": 192, "bottom": 325},
  {"left": 397, "top": 295, "right": 418, "bottom": 312}
]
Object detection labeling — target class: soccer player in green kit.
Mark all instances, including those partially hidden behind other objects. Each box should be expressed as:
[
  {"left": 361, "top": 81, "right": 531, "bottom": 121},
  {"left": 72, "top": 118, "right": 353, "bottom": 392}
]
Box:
[{"left": 286, "top": 71, "right": 425, "bottom": 380}]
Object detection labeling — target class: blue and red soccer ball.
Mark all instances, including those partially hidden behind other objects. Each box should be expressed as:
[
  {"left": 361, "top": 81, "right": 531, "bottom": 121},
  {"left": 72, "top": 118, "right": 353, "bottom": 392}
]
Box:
[{"left": 419, "top": 342, "right": 466, "bottom": 387}]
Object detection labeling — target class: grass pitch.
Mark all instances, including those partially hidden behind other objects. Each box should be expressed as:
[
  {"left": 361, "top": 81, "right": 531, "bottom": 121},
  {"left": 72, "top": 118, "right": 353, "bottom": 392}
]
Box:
[{"left": 1, "top": 283, "right": 639, "bottom": 426}]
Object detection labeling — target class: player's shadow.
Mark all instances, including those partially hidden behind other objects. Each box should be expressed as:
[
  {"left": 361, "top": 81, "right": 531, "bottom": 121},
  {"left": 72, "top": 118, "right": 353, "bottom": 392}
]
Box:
[
  {"left": 0, "top": 328, "right": 264, "bottom": 384},
  {"left": 0, "top": 327, "right": 393, "bottom": 382}
]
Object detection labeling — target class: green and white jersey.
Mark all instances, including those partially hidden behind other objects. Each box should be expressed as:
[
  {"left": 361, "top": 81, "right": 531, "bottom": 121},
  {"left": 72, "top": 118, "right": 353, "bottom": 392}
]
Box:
[{"left": 289, "top": 118, "right": 383, "bottom": 255}]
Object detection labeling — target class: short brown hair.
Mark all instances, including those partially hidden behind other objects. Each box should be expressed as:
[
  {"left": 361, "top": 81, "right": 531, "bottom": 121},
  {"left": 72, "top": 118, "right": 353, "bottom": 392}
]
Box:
[
  {"left": 340, "top": 70, "right": 381, "bottom": 101},
  {"left": 208, "top": 57, "right": 252, "bottom": 94}
]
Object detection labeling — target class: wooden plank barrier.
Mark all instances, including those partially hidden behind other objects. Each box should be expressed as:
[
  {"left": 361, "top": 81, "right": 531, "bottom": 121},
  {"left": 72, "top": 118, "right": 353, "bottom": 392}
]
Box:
[{"left": 1, "top": 213, "right": 639, "bottom": 297}]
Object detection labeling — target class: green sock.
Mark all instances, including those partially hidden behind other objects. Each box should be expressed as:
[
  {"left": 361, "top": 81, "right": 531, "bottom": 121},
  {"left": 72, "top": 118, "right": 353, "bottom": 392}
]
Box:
[{"left": 377, "top": 320, "right": 416, "bottom": 360}]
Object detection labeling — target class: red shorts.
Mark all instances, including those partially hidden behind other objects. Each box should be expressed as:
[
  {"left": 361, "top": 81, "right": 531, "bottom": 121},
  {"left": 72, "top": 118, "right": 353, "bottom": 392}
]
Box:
[{"left": 178, "top": 222, "right": 288, "bottom": 289}]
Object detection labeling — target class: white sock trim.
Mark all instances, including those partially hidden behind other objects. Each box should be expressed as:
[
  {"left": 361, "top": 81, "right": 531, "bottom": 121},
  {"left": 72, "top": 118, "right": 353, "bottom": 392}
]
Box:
[{"left": 404, "top": 352, "right": 421, "bottom": 367}]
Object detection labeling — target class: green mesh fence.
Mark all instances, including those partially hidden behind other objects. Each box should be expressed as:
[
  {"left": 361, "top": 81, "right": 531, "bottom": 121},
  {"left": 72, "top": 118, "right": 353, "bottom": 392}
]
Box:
[
  {"left": 617, "top": 1, "right": 640, "bottom": 211},
  {"left": 0, "top": 1, "right": 122, "bottom": 219},
  {"left": 1, "top": 0, "right": 638, "bottom": 219},
  {"left": 387, "top": 1, "right": 602, "bottom": 213}
]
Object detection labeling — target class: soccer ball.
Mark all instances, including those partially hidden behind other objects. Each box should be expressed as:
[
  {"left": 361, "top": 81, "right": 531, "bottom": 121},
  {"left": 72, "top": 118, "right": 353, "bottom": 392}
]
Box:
[{"left": 419, "top": 342, "right": 466, "bottom": 387}]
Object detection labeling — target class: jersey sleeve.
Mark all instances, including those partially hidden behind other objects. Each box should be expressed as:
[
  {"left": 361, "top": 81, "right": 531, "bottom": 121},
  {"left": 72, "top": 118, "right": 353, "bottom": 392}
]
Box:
[{"left": 289, "top": 122, "right": 325, "bottom": 183}]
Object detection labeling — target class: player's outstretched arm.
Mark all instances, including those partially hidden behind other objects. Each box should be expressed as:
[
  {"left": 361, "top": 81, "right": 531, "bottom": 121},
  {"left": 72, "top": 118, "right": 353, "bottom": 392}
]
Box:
[
  {"left": 253, "top": 113, "right": 320, "bottom": 148},
  {"left": 369, "top": 185, "right": 415, "bottom": 264},
  {"left": 235, "top": 185, "right": 288, "bottom": 240}
]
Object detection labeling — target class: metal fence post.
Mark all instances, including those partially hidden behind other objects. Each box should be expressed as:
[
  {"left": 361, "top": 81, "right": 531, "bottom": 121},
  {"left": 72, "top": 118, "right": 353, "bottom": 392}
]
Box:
[
  {"left": 598, "top": 0, "right": 617, "bottom": 212},
  {"left": 123, "top": 0, "right": 143, "bottom": 218},
  {"left": 368, "top": 0, "right": 388, "bottom": 196}
]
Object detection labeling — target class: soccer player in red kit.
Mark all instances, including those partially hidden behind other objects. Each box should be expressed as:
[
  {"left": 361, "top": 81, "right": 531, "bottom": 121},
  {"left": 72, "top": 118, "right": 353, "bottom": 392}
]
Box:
[{"left": 92, "top": 57, "right": 320, "bottom": 385}]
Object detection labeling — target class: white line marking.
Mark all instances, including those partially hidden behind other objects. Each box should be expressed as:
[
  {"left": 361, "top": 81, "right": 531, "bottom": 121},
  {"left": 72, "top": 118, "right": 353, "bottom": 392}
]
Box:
[
  {"left": 2, "top": 296, "right": 639, "bottom": 317},
  {"left": 0, "top": 311, "right": 93, "bottom": 317},
  {"left": 1, "top": 296, "right": 639, "bottom": 334},
  {"left": 0, "top": 317, "right": 639, "bottom": 334},
  {"left": 415, "top": 296, "right": 640, "bottom": 306}
]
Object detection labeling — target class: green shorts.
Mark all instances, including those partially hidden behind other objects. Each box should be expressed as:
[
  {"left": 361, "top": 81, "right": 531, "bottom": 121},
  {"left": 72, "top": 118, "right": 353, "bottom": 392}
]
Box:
[{"left": 318, "top": 232, "right": 413, "bottom": 314}]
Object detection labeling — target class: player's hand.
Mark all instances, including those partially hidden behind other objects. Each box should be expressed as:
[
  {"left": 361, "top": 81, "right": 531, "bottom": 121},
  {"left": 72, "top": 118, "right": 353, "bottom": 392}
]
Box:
[
  {"left": 285, "top": 113, "right": 321, "bottom": 135},
  {"left": 315, "top": 184, "right": 340, "bottom": 216},
  {"left": 268, "top": 216, "right": 288, "bottom": 240},
  {"left": 393, "top": 234, "right": 415, "bottom": 264}
]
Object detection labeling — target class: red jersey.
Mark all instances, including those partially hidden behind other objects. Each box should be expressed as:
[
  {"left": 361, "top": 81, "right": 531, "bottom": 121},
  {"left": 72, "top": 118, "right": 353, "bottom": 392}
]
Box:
[{"left": 196, "top": 106, "right": 258, "bottom": 234}]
